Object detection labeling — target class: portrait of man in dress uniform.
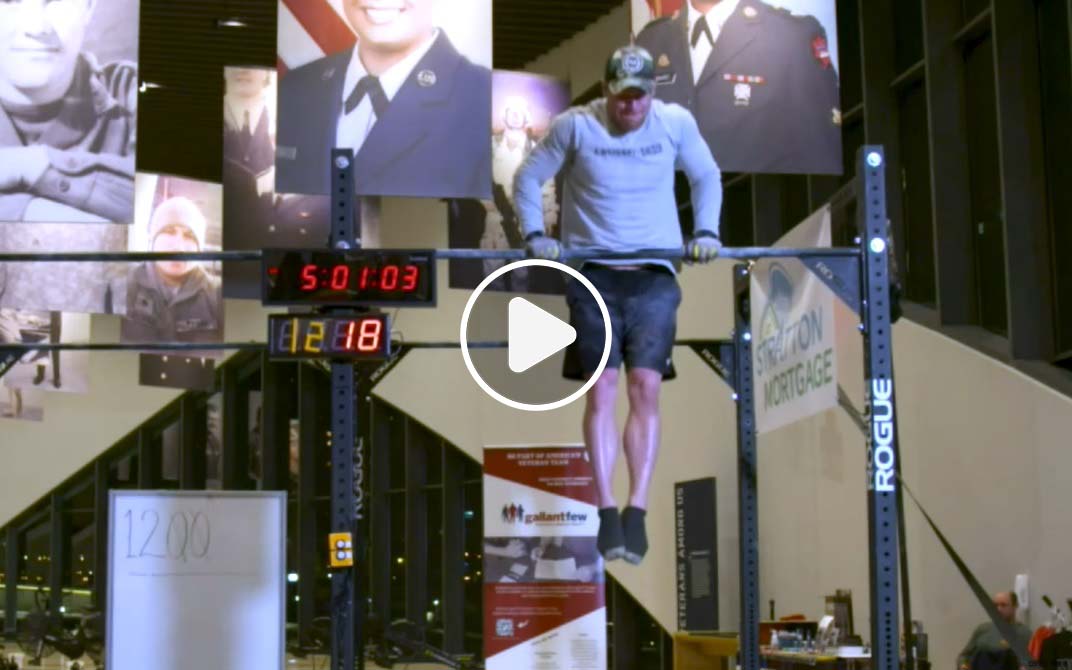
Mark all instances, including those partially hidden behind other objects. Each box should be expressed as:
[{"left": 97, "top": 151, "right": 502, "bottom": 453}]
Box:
[
  {"left": 221, "top": 66, "right": 330, "bottom": 299},
  {"left": 223, "top": 68, "right": 275, "bottom": 207},
  {"left": 0, "top": 0, "right": 138, "bottom": 222},
  {"left": 634, "top": 0, "right": 842, "bottom": 175},
  {"left": 275, "top": 0, "right": 492, "bottom": 199}
]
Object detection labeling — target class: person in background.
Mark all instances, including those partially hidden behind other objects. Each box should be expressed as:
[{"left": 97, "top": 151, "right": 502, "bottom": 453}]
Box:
[{"left": 958, "top": 591, "right": 1033, "bottom": 670}]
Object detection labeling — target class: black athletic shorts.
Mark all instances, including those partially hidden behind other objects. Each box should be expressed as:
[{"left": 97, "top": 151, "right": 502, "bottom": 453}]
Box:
[{"left": 562, "top": 264, "right": 681, "bottom": 381}]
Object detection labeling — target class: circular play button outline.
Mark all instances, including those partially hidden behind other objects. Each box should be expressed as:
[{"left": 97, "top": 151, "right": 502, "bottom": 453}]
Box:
[{"left": 459, "top": 259, "right": 612, "bottom": 412}]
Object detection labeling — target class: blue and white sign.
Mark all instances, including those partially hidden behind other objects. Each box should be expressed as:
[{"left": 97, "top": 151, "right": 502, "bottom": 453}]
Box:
[{"left": 751, "top": 205, "right": 837, "bottom": 433}]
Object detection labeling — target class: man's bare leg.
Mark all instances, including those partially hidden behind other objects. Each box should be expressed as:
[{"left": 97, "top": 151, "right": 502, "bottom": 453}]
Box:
[
  {"left": 621, "top": 367, "right": 662, "bottom": 564},
  {"left": 585, "top": 367, "right": 620, "bottom": 508},
  {"left": 584, "top": 367, "right": 626, "bottom": 559},
  {"left": 623, "top": 367, "right": 662, "bottom": 508}
]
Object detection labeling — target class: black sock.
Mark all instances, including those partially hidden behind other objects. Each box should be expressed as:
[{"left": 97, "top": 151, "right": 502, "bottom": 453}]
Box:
[
  {"left": 597, "top": 507, "right": 625, "bottom": 560},
  {"left": 621, "top": 506, "right": 648, "bottom": 564}
]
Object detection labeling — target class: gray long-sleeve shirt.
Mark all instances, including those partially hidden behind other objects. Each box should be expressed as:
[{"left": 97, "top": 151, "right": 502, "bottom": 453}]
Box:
[
  {"left": 957, "top": 621, "right": 1033, "bottom": 668},
  {"left": 513, "top": 98, "right": 722, "bottom": 271}
]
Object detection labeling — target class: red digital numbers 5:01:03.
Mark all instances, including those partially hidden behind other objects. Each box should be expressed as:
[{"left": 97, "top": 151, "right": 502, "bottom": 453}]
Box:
[
  {"left": 299, "top": 264, "right": 420, "bottom": 293},
  {"left": 262, "top": 250, "right": 436, "bottom": 307}
]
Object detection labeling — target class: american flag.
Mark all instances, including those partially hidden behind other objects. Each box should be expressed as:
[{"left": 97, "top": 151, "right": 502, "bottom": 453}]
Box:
[
  {"left": 632, "top": 0, "right": 686, "bottom": 36},
  {"left": 646, "top": 0, "right": 685, "bottom": 14},
  {"left": 276, "top": 0, "right": 357, "bottom": 76}
]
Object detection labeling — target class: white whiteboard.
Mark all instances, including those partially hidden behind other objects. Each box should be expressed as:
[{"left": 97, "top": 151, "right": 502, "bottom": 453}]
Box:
[{"left": 107, "top": 491, "right": 286, "bottom": 670}]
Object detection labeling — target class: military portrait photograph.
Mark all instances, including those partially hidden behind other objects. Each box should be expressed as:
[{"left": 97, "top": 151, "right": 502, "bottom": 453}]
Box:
[
  {"left": 117, "top": 174, "right": 224, "bottom": 352},
  {"left": 632, "top": 0, "right": 842, "bottom": 175},
  {"left": 275, "top": 0, "right": 493, "bottom": 200},
  {"left": 0, "top": 222, "right": 128, "bottom": 314},
  {"left": 0, "top": 0, "right": 139, "bottom": 223},
  {"left": 0, "top": 309, "right": 90, "bottom": 395},
  {"left": 0, "top": 385, "right": 44, "bottom": 422},
  {"left": 449, "top": 71, "right": 570, "bottom": 295},
  {"left": 221, "top": 66, "right": 329, "bottom": 299}
]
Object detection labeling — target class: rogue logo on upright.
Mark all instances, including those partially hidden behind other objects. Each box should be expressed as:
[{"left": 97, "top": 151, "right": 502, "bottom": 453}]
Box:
[{"left": 868, "top": 379, "right": 895, "bottom": 492}]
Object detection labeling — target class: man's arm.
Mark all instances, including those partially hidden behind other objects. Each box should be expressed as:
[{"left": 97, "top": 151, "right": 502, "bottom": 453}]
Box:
[
  {"left": 789, "top": 18, "right": 842, "bottom": 173},
  {"left": 513, "top": 112, "right": 574, "bottom": 239},
  {"left": 672, "top": 107, "right": 723, "bottom": 238},
  {"left": 0, "top": 146, "right": 133, "bottom": 222},
  {"left": 27, "top": 148, "right": 135, "bottom": 222},
  {"left": 0, "top": 194, "right": 32, "bottom": 221},
  {"left": 23, "top": 198, "right": 109, "bottom": 223},
  {"left": 958, "top": 624, "right": 985, "bottom": 669}
]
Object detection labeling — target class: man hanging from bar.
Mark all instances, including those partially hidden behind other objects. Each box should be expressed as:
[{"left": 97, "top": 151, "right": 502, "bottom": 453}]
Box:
[{"left": 513, "top": 45, "right": 723, "bottom": 565}]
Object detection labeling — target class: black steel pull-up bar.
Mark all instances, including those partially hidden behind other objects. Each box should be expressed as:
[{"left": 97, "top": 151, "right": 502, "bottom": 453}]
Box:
[{"left": 0, "top": 246, "right": 860, "bottom": 263}]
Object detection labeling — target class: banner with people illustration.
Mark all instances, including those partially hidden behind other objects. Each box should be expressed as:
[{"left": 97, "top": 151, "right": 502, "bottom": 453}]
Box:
[{"left": 483, "top": 445, "right": 606, "bottom": 670}]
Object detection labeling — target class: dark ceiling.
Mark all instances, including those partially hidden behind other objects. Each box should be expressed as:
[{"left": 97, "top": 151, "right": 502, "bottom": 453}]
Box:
[
  {"left": 138, "top": 0, "right": 623, "bottom": 181},
  {"left": 493, "top": 0, "right": 623, "bottom": 70}
]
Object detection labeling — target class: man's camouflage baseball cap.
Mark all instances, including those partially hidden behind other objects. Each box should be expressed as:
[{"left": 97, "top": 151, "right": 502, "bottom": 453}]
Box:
[{"left": 605, "top": 45, "right": 656, "bottom": 95}]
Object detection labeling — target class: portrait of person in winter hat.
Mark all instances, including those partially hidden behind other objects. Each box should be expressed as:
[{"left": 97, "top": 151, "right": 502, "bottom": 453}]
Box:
[{"left": 119, "top": 195, "right": 222, "bottom": 346}]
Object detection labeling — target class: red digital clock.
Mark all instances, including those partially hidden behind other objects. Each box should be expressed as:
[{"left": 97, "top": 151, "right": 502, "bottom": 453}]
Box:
[
  {"left": 267, "top": 314, "right": 391, "bottom": 360},
  {"left": 262, "top": 249, "right": 436, "bottom": 306}
]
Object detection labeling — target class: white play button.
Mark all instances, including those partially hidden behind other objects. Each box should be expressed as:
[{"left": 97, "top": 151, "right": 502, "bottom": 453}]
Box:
[
  {"left": 460, "top": 259, "right": 612, "bottom": 412},
  {"left": 508, "top": 297, "right": 577, "bottom": 373}
]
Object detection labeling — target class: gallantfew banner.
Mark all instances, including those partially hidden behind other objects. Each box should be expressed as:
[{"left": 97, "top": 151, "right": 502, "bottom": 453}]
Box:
[{"left": 483, "top": 445, "right": 606, "bottom": 669}]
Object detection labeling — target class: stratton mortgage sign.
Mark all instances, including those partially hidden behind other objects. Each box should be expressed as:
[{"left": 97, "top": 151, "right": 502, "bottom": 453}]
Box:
[{"left": 751, "top": 205, "right": 838, "bottom": 434}]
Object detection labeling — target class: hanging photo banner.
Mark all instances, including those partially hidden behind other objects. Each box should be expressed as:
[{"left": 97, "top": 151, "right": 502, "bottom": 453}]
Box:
[
  {"left": 0, "top": 387, "right": 44, "bottom": 422},
  {"left": 483, "top": 445, "right": 606, "bottom": 670},
  {"left": 448, "top": 71, "right": 569, "bottom": 295},
  {"left": 119, "top": 174, "right": 224, "bottom": 356},
  {"left": 275, "top": 0, "right": 492, "bottom": 199},
  {"left": 0, "top": 0, "right": 139, "bottom": 223},
  {"left": 0, "top": 310, "right": 90, "bottom": 394},
  {"left": 751, "top": 205, "right": 837, "bottom": 433},
  {"left": 0, "top": 223, "right": 128, "bottom": 315},
  {"left": 632, "top": 0, "right": 842, "bottom": 175},
  {"left": 221, "top": 66, "right": 330, "bottom": 299}
]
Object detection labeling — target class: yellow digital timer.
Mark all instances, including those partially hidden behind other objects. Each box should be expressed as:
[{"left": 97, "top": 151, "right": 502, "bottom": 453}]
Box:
[{"left": 267, "top": 314, "right": 391, "bottom": 360}]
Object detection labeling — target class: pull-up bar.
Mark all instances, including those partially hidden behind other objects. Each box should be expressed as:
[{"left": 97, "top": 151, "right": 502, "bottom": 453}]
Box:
[
  {"left": 0, "top": 340, "right": 514, "bottom": 353},
  {"left": 0, "top": 147, "right": 901, "bottom": 670},
  {"left": 0, "top": 246, "right": 861, "bottom": 263}
]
